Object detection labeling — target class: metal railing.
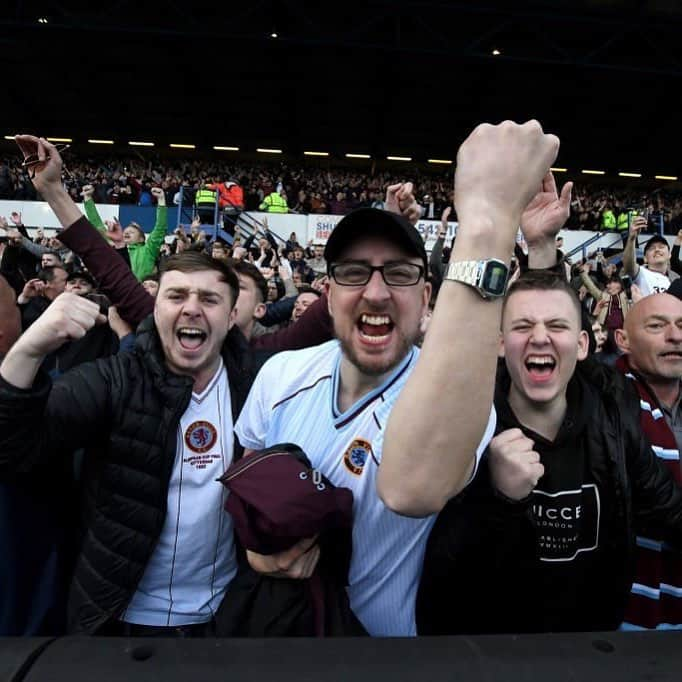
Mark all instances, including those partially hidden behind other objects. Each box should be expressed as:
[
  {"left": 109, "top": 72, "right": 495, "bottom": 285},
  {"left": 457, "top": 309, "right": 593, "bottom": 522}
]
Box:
[{"left": 175, "top": 187, "right": 286, "bottom": 248}]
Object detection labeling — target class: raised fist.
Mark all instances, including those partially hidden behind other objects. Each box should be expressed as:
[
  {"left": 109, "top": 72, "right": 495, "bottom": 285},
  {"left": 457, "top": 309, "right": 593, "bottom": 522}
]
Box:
[
  {"left": 15, "top": 292, "right": 106, "bottom": 359},
  {"left": 151, "top": 187, "right": 166, "bottom": 205},
  {"left": 455, "top": 120, "right": 559, "bottom": 233},
  {"left": 487, "top": 428, "right": 544, "bottom": 501},
  {"left": 81, "top": 184, "right": 95, "bottom": 200}
]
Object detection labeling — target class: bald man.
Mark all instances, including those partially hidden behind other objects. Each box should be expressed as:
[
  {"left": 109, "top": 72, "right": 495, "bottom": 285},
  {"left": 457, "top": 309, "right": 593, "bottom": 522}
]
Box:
[{"left": 615, "top": 293, "right": 682, "bottom": 631}]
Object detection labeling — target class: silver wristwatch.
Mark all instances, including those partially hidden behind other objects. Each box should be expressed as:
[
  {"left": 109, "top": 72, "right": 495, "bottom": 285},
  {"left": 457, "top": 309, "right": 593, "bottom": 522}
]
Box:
[{"left": 444, "top": 259, "right": 509, "bottom": 299}]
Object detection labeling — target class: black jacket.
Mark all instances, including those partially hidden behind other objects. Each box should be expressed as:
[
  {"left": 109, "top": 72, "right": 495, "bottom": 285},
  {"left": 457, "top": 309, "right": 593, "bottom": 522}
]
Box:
[
  {"left": 417, "top": 359, "right": 682, "bottom": 635},
  {"left": 0, "top": 316, "right": 255, "bottom": 634}
]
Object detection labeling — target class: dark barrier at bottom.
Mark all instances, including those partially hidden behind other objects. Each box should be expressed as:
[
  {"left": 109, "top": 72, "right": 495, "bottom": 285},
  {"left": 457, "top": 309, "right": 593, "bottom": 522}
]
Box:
[
  {"left": 2, "top": 631, "right": 681, "bottom": 682},
  {"left": 0, "top": 638, "right": 53, "bottom": 682}
]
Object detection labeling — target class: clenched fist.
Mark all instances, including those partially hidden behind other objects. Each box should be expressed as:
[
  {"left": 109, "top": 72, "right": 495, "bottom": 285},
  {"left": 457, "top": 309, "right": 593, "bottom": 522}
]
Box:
[
  {"left": 488, "top": 428, "right": 544, "bottom": 501},
  {"left": 455, "top": 120, "right": 560, "bottom": 234},
  {"left": 17, "top": 293, "right": 106, "bottom": 359},
  {"left": 150, "top": 187, "right": 166, "bottom": 206},
  {"left": 1, "top": 293, "right": 107, "bottom": 389}
]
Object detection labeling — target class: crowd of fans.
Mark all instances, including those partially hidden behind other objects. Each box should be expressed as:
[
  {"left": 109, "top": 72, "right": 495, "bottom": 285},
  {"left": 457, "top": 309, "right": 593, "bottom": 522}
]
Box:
[
  {"left": 1, "top": 128, "right": 682, "bottom": 645},
  {"left": 2, "top": 152, "right": 682, "bottom": 232}
]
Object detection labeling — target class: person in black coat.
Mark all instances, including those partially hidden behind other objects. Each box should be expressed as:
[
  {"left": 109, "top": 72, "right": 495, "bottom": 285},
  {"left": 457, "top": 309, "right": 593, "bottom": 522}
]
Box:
[
  {"left": 418, "top": 272, "right": 682, "bottom": 635},
  {"left": 0, "top": 143, "right": 256, "bottom": 637}
]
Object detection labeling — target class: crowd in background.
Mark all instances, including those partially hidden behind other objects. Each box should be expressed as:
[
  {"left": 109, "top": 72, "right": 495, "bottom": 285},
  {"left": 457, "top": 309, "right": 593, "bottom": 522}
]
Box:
[
  {"left": 2, "top": 152, "right": 682, "bottom": 232},
  {"left": 3, "top": 130, "right": 682, "bottom": 641}
]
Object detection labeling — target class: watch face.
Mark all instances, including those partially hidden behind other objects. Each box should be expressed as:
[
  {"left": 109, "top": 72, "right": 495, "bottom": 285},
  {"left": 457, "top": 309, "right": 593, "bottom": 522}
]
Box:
[{"left": 482, "top": 260, "right": 509, "bottom": 296}]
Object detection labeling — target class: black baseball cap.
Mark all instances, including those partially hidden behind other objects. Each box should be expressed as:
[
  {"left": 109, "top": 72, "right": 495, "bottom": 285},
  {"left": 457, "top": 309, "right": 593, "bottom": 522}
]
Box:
[
  {"left": 67, "top": 270, "right": 97, "bottom": 287},
  {"left": 324, "top": 208, "right": 427, "bottom": 273},
  {"left": 644, "top": 234, "right": 669, "bottom": 254}
]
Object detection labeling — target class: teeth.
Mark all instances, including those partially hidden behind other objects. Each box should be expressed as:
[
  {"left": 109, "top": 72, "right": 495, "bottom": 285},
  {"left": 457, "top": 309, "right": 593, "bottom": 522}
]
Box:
[
  {"left": 360, "top": 314, "right": 391, "bottom": 326},
  {"left": 178, "top": 328, "right": 205, "bottom": 336},
  {"left": 359, "top": 331, "right": 391, "bottom": 344},
  {"left": 526, "top": 356, "right": 555, "bottom": 366}
]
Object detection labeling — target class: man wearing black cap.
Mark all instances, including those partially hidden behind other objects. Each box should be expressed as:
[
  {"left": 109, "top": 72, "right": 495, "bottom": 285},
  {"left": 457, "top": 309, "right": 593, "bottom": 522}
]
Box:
[
  {"left": 623, "top": 216, "right": 671, "bottom": 296},
  {"left": 235, "top": 197, "right": 496, "bottom": 636},
  {"left": 65, "top": 270, "right": 96, "bottom": 297}
]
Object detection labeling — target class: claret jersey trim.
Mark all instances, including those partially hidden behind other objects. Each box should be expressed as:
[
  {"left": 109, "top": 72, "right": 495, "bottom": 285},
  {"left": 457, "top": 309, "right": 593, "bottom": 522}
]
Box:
[
  {"left": 330, "top": 348, "right": 415, "bottom": 429},
  {"left": 272, "top": 374, "right": 332, "bottom": 411}
]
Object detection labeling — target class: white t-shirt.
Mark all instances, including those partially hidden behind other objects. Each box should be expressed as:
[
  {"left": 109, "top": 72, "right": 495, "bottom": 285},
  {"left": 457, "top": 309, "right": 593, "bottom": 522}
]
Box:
[
  {"left": 634, "top": 266, "right": 670, "bottom": 296},
  {"left": 123, "top": 359, "right": 237, "bottom": 626},
  {"left": 235, "top": 340, "right": 495, "bottom": 636}
]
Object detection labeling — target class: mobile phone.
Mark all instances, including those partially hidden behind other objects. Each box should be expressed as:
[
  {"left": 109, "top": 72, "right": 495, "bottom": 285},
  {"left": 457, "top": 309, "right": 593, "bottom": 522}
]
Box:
[{"left": 627, "top": 208, "right": 648, "bottom": 227}]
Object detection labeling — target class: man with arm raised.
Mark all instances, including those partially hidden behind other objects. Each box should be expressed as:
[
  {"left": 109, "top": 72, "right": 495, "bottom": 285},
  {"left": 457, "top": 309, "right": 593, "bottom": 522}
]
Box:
[{"left": 378, "top": 120, "right": 561, "bottom": 517}]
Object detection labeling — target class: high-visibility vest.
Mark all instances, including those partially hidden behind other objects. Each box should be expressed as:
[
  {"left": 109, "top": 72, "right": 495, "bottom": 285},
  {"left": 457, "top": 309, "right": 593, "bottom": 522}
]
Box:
[
  {"left": 616, "top": 212, "right": 629, "bottom": 232},
  {"left": 601, "top": 210, "right": 616, "bottom": 229},
  {"left": 260, "top": 192, "right": 288, "bottom": 213},
  {"left": 195, "top": 188, "right": 217, "bottom": 206}
]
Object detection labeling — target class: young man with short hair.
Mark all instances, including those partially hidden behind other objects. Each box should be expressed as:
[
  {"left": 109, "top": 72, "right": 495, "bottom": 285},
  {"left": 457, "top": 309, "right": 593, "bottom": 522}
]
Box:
[
  {"left": 41, "top": 251, "right": 62, "bottom": 269},
  {"left": 0, "top": 136, "right": 255, "bottom": 635},
  {"left": 417, "top": 272, "right": 682, "bottom": 635},
  {"left": 291, "top": 286, "right": 321, "bottom": 323},
  {"left": 230, "top": 259, "right": 268, "bottom": 340}
]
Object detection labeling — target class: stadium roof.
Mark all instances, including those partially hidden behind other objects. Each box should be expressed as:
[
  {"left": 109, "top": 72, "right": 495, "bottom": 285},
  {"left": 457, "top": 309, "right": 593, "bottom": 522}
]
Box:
[{"left": 3, "top": 1, "right": 682, "bottom": 174}]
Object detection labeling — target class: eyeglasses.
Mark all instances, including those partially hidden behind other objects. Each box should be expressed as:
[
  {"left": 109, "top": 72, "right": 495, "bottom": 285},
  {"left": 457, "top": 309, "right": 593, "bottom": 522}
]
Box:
[
  {"left": 330, "top": 261, "right": 425, "bottom": 287},
  {"left": 21, "top": 144, "right": 72, "bottom": 180}
]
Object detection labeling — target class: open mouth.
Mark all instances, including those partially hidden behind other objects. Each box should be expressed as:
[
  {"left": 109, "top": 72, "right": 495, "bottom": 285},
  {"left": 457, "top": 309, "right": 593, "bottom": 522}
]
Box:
[
  {"left": 357, "top": 313, "right": 394, "bottom": 345},
  {"left": 524, "top": 355, "right": 556, "bottom": 381},
  {"left": 177, "top": 327, "right": 207, "bottom": 350},
  {"left": 660, "top": 350, "right": 682, "bottom": 360}
]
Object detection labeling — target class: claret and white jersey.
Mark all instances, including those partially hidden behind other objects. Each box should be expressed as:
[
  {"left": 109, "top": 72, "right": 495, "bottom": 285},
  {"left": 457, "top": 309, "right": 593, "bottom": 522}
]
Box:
[
  {"left": 124, "top": 358, "right": 237, "bottom": 626},
  {"left": 235, "top": 340, "right": 495, "bottom": 636}
]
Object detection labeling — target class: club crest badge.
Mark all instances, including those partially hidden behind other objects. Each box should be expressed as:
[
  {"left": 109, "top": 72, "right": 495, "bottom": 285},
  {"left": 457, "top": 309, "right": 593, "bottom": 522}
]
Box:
[
  {"left": 184, "top": 421, "right": 217, "bottom": 453},
  {"left": 343, "top": 438, "right": 373, "bottom": 476}
]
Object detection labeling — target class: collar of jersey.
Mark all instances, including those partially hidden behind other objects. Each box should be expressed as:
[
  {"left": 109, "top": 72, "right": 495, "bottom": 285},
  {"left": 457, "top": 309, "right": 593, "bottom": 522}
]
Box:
[
  {"left": 330, "top": 348, "right": 414, "bottom": 427},
  {"left": 192, "top": 356, "right": 225, "bottom": 403}
]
